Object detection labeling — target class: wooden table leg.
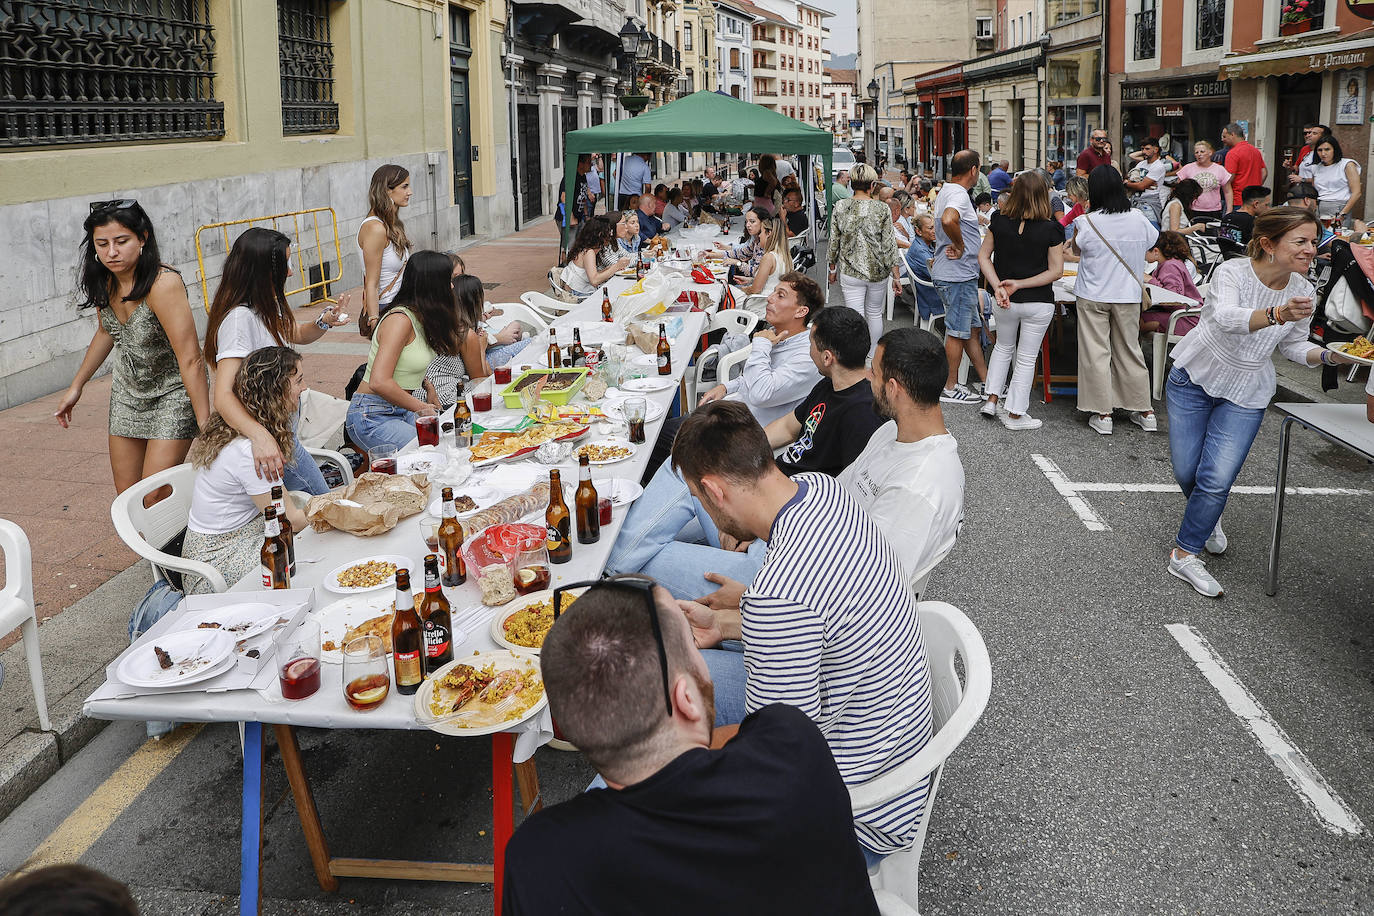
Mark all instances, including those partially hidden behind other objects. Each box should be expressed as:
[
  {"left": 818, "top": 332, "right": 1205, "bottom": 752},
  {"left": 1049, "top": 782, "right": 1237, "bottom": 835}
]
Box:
[
  {"left": 491, "top": 732, "right": 515, "bottom": 916},
  {"left": 273, "top": 723, "right": 340, "bottom": 893},
  {"left": 514, "top": 758, "right": 543, "bottom": 816},
  {"left": 239, "top": 722, "right": 264, "bottom": 916}
]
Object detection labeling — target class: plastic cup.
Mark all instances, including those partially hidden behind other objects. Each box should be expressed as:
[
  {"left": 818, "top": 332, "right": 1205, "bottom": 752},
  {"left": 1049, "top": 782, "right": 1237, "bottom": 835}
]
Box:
[
  {"left": 368, "top": 444, "right": 398, "bottom": 475},
  {"left": 494, "top": 365, "right": 512, "bottom": 385}
]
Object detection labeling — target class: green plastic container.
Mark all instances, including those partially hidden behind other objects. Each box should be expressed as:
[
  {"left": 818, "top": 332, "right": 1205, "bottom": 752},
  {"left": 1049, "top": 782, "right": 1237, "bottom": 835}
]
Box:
[{"left": 499, "top": 367, "right": 590, "bottom": 409}]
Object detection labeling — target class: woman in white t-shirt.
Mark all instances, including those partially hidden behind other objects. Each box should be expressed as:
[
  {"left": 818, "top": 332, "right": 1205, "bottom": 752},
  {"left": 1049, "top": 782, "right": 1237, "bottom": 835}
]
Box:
[
  {"left": 358, "top": 164, "right": 414, "bottom": 335},
  {"left": 184, "top": 347, "right": 312, "bottom": 594},
  {"left": 1067, "top": 166, "right": 1159, "bottom": 435},
  {"left": 1309, "top": 135, "right": 1363, "bottom": 224},
  {"left": 203, "top": 228, "right": 349, "bottom": 494}
]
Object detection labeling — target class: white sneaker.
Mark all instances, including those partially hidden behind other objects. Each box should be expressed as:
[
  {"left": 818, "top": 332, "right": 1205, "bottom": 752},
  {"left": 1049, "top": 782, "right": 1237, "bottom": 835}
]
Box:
[
  {"left": 1088, "top": 414, "right": 1113, "bottom": 435},
  {"left": 1205, "top": 523, "right": 1228, "bottom": 555},
  {"left": 1001, "top": 412, "right": 1042, "bottom": 430},
  {"left": 940, "top": 385, "right": 982, "bottom": 405},
  {"left": 1130, "top": 411, "right": 1158, "bottom": 431},
  {"left": 1168, "top": 551, "right": 1224, "bottom": 598},
  {"left": 979, "top": 399, "right": 998, "bottom": 417}
]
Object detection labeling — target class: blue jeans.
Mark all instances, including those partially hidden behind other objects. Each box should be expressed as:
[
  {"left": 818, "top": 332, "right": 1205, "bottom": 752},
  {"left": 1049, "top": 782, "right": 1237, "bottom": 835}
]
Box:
[
  {"left": 283, "top": 441, "right": 329, "bottom": 495},
  {"left": 606, "top": 461, "right": 765, "bottom": 600},
  {"left": 486, "top": 340, "right": 527, "bottom": 368},
  {"left": 1165, "top": 366, "right": 1266, "bottom": 555},
  {"left": 345, "top": 392, "right": 417, "bottom": 454},
  {"left": 933, "top": 279, "right": 982, "bottom": 340}
]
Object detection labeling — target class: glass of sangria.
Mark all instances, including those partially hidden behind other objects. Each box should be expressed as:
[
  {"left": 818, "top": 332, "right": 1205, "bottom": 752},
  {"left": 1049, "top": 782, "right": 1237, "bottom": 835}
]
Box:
[{"left": 343, "top": 634, "right": 390, "bottom": 712}]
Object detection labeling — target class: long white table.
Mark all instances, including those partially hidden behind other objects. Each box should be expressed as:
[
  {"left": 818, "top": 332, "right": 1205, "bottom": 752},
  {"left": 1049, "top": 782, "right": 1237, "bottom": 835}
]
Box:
[{"left": 83, "top": 306, "right": 706, "bottom": 915}]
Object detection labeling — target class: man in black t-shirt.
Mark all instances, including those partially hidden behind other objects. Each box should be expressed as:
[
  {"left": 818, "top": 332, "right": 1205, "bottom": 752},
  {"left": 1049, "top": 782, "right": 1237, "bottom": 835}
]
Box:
[
  {"left": 503, "top": 579, "right": 879, "bottom": 916},
  {"left": 782, "top": 187, "right": 809, "bottom": 236},
  {"left": 1217, "top": 184, "right": 1272, "bottom": 249}
]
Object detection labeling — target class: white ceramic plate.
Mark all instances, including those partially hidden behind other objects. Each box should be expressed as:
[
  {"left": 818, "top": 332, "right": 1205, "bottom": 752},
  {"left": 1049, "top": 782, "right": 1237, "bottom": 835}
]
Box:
[
  {"left": 604, "top": 477, "right": 645, "bottom": 506},
  {"left": 602, "top": 398, "right": 667, "bottom": 423},
  {"left": 397, "top": 449, "right": 448, "bottom": 476},
  {"left": 487, "top": 587, "right": 588, "bottom": 655},
  {"left": 573, "top": 437, "right": 638, "bottom": 465},
  {"left": 117, "top": 629, "right": 236, "bottom": 689},
  {"left": 620, "top": 376, "right": 676, "bottom": 393},
  {"left": 172, "top": 602, "right": 285, "bottom": 642},
  {"left": 413, "top": 651, "right": 547, "bottom": 736},
  {"left": 427, "top": 486, "right": 501, "bottom": 519},
  {"left": 322, "top": 554, "right": 412, "bottom": 595},
  {"left": 1328, "top": 340, "right": 1374, "bottom": 367}
]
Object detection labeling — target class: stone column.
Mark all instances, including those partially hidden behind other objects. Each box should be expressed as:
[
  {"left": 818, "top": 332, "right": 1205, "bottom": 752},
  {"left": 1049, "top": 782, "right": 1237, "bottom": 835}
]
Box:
[
  {"left": 537, "top": 63, "right": 567, "bottom": 217},
  {"left": 601, "top": 76, "right": 619, "bottom": 124},
  {"left": 577, "top": 71, "right": 596, "bottom": 129}
]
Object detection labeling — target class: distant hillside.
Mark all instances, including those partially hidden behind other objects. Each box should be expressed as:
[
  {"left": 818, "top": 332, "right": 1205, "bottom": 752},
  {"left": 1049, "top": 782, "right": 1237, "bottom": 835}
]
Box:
[{"left": 828, "top": 52, "right": 856, "bottom": 69}]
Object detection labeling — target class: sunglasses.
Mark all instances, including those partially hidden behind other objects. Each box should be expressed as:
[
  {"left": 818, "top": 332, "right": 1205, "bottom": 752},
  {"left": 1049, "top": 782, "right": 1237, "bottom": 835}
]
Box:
[
  {"left": 1091, "top": 137, "right": 1108, "bottom": 143},
  {"left": 89, "top": 198, "right": 138, "bottom": 213},
  {"left": 553, "top": 575, "right": 672, "bottom": 716}
]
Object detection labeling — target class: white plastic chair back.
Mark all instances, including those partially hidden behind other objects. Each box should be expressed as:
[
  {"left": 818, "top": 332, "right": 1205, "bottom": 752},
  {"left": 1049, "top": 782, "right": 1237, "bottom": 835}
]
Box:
[
  {"left": 520, "top": 291, "right": 573, "bottom": 322},
  {"left": 488, "top": 302, "right": 551, "bottom": 335},
  {"left": 1149, "top": 306, "right": 1203, "bottom": 400},
  {"left": 111, "top": 464, "right": 228, "bottom": 594},
  {"left": 707, "top": 309, "right": 759, "bottom": 337},
  {"left": 849, "top": 601, "right": 992, "bottom": 912},
  {"left": 718, "top": 345, "right": 751, "bottom": 384},
  {"left": 0, "top": 518, "right": 50, "bottom": 730}
]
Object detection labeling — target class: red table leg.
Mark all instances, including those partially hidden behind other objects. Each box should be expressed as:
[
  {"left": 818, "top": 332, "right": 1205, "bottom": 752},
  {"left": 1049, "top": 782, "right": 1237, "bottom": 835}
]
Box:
[{"left": 490, "top": 732, "right": 515, "bottom": 916}]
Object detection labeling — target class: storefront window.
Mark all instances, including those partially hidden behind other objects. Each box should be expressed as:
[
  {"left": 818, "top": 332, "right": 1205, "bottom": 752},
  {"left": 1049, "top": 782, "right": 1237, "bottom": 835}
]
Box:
[
  {"left": 1048, "top": 0, "right": 1101, "bottom": 25},
  {"left": 1048, "top": 49, "right": 1100, "bottom": 100}
]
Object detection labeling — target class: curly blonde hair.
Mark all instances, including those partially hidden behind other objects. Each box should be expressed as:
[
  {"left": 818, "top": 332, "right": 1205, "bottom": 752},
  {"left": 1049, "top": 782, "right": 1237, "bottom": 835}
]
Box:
[{"left": 190, "top": 347, "right": 301, "bottom": 469}]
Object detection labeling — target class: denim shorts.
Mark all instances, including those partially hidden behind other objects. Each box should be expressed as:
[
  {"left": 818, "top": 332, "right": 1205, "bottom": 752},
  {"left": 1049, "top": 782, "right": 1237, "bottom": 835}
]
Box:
[
  {"left": 345, "top": 392, "right": 417, "bottom": 454},
  {"left": 933, "top": 279, "right": 983, "bottom": 340}
]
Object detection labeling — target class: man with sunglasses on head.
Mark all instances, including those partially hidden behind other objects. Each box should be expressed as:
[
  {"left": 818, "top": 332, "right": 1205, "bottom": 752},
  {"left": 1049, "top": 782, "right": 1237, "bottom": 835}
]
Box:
[
  {"left": 1077, "top": 128, "right": 1113, "bottom": 178},
  {"left": 502, "top": 576, "right": 880, "bottom": 915}
]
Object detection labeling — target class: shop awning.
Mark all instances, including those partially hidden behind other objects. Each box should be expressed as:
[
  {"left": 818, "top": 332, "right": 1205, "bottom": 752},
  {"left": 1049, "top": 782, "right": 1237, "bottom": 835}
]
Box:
[{"left": 1220, "top": 33, "right": 1374, "bottom": 80}]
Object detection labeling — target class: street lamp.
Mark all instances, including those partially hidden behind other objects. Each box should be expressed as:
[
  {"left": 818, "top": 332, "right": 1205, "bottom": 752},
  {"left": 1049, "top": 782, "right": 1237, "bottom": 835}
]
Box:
[
  {"left": 619, "top": 18, "right": 650, "bottom": 115},
  {"left": 866, "top": 78, "right": 880, "bottom": 165}
]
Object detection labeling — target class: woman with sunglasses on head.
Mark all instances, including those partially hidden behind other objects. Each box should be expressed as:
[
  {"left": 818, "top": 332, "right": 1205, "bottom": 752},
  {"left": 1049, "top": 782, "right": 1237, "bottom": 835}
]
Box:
[
  {"left": 184, "top": 347, "right": 311, "bottom": 594},
  {"left": 358, "top": 164, "right": 413, "bottom": 336},
  {"left": 202, "top": 227, "right": 350, "bottom": 495},
  {"left": 56, "top": 200, "right": 210, "bottom": 501},
  {"left": 345, "top": 250, "right": 464, "bottom": 452}
]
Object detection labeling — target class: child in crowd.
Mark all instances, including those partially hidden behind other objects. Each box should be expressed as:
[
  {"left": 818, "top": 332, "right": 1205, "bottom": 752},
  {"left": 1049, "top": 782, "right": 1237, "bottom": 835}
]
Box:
[{"left": 1141, "top": 230, "right": 1203, "bottom": 335}]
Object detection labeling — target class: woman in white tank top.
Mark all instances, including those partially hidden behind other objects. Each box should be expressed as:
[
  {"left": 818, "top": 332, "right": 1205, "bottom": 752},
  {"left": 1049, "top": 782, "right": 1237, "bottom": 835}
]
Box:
[{"left": 358, "top": 165, "right": 413, "bottom": 335}]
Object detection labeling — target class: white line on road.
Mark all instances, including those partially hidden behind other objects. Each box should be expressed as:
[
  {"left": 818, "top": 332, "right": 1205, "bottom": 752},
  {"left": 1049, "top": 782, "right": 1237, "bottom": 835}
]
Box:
[
  {"left": 1031, "top": 454, "right": 1111, "bottom": 531},
  {"left": 1166, "top": 624, "right": 1366, "bottom": 837}
]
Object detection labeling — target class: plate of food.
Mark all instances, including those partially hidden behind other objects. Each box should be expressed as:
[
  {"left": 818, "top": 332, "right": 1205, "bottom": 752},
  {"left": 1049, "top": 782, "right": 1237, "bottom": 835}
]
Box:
[
  {"left": 573, "top": 437, "right": 637, "bottom": 465},
  {"left": 173, "top": 602, "right": 286, "bottom": 642},
  {"left": 316, "top": 592, "right": 419, "bottom": 663},
  {"left": 489, "top": 588, "right": 585, "bottom": 654},
  {"left": 1328, "top": 337, "right": 1374, "bottom": 367},
  {"left": 117, "top": 628, "right": 236, "bottom": 689},
  {"left": 620, "top": 376, "right": 677, "bottom": 393},
  {"left": 427, "top": 486, "right": 501, "bottom": 519},
  {"left": 322, "top": 555, "right": 411, "bottom": 595},
  {"left": 414, "top": 650, "right": 547, "bottom": 736},
  {"left": 469, "top": 422, "right": 591, "bottom": 467}
]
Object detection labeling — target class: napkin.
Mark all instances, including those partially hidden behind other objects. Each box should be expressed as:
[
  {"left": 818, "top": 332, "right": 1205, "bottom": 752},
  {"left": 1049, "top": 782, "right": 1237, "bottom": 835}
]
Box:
[{"left": 514, "top": 707, "right": 555, "bottom": 764}]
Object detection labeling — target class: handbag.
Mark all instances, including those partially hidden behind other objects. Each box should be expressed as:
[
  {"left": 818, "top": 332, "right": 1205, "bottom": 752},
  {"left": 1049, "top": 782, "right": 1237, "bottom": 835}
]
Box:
[
  {"left": 358, "top": 250, "right": 408, "bottom": 337},
  {"left": 1084, "top": 215, "right": 1152, "bottom": 310}
]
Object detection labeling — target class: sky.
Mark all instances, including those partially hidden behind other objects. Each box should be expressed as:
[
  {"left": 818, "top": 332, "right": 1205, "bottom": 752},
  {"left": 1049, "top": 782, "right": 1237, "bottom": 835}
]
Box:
[{"left": 824, "top": 0, "right": 857, "bottom": 56}]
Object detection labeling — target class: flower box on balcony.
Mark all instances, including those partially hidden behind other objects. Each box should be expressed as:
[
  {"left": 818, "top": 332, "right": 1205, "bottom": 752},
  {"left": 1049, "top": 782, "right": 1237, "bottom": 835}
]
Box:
[{"left": 1280, "top": 16, "right": 1317, "bottom": 34}]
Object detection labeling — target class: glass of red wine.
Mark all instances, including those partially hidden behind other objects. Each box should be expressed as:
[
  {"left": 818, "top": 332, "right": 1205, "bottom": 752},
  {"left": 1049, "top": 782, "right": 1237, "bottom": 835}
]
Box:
[
  {"left": 415, "top": 407, "right": 440, "bottom": 448},
  {"left": 277, "top": 620, "right": 321, "bottom": 701},
  {"left": 343, "top": 634, "right": 390, "bottom": 712},
  {"left": 494, "top": 365, "right": 512, "bottom": 385},
  {"left": 368, "top": 444, "right": 398, "bottom": 475}
]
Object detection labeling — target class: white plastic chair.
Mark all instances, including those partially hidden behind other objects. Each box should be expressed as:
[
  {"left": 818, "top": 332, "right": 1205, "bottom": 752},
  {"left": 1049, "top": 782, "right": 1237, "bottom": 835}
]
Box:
[
  {"left": 111, "top": 464, "right": 228, "bottom": 594},
  {"left": 487, "top": 301, "right": 551, "bottom": 335},
  {"left": 1149, "top": 306, "right": 1202, "bottom": 400},
  {"left": 520, "top": 290, "right": 573, "bottom": 322},
  {"left": 0, "top": 519, "right": 50, "bottom": 731},
  {"left": 707, "top": 308, "right": 760, "bottom": 337},
  {"left": 849, "top": 600, "right": 992, "bottom": 913},
  {"left": 717, "top": 345, "right": 751, "bottom": 383}
]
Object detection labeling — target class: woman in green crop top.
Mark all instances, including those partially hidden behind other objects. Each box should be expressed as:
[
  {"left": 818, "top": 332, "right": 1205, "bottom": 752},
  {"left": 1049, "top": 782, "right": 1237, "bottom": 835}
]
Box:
[{"left": 345, "top": 250, "right": 464, "bottom": 452}]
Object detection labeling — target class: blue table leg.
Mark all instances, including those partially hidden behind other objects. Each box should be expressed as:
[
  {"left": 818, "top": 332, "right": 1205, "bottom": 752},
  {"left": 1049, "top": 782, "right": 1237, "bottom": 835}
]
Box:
[{"left": 240, "top": 721, "right": 264, "bottom": 915}]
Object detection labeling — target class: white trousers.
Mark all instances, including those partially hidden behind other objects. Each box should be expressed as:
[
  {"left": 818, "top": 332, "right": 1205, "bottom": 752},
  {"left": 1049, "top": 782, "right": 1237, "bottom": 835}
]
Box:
[
  {"left": 984, "top": 299, "right": 1054, "bottom": 416},
  {"left": 839, "top": 272, "right": 889, "bottom": 356}
]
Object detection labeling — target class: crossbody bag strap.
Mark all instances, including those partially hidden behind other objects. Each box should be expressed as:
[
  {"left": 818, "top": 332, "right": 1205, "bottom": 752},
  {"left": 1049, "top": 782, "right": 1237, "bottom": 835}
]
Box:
[{"left": 1083, "top": 215, "right": 1148, "bottom": 297}]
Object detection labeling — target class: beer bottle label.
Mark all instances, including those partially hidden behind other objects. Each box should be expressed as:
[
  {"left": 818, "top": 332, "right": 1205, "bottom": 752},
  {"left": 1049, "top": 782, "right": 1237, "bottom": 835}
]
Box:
[
  {"left": 658, "top": 354, "right": 669, "bottom": 369},
  {"left": 394, "top": 649, "right": 422, "bottom": 685},
  {"left": 261, "top": 565, "right": 273, "bottom": 589},
  {"left": 547, "top": 520, "right": 568, "bottom": 550},
  {"left": 423, "top": 619, "right": 451, "bottom": 659}
]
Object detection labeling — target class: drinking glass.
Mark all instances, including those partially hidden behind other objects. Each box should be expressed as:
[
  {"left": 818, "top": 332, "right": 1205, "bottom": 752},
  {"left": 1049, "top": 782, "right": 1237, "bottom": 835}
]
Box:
[
  {"left": 419, "top": 513, "right": 441, "bottom": 556},
  {"left": 368, "top": 444, "right": 398, "bottom": 475},
  {"left": 494, "top": 365, "right": 512, "bottom": 385},
  {"left": 623, "top": 397, "right": 647, "bottom": 444},
  {"left": 415, "top": 406, "right": 440, "bottom": 448},
  {"left": 277, "top": 620, "right": 321, "bottom": 701},
  {"left": 343, "top": 635, "right": 390, "bottom": 712},
  {"left": 514, "top": 544, "right": 551, "bottom": 595}
]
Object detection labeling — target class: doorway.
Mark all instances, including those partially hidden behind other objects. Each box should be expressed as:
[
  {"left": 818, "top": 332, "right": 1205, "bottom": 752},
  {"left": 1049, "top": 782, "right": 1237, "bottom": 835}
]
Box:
[
  {"left": 518, "top": 103, "right": 543, "bottom": 222},
  {"left": 1275, "top": 74, "right": 1321, "bottom": 181},
  {"left": 448, "top": 6, "right": 474, "bottom": 236}
]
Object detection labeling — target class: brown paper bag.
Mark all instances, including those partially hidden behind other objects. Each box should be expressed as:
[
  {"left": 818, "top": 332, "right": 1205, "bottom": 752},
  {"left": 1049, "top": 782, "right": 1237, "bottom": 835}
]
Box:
[{"left": 305, "top": 472, "right": 431, "bottom": 536}]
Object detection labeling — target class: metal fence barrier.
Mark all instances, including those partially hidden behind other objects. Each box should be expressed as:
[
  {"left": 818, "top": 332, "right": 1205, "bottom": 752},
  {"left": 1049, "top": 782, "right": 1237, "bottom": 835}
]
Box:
[{"left": 194, "top": 207, "right": 344, "bottom": 312}]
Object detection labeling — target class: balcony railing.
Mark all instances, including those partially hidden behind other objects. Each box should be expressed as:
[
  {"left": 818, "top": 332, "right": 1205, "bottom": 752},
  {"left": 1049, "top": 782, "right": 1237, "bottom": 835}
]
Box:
[
  {"left": 1133, "top": 7, "right": 1156, "bottom": 60},
  {"left": 1196, "top": 0, "right": 1224, "bottom": 49}
]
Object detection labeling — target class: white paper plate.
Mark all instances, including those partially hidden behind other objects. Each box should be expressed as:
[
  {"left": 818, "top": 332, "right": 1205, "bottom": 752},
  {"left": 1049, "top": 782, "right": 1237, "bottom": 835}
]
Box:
[
  {"left": 605, "top": 477, "right": 645, "bottom": 506},
  {"left": 602, "top": 398, "right": 667, "bottom": 423},
  {"left": 1328, "top": 340, "right": 1374, "bottom": 367},
  {"left": 620, "top": 376, "right": 677, "bottom": 393},
  {"left": 117, "top": 629, "right": 236, "bottom": 689},
  {"left": 172, "top": 602, "right": 285, "bottom": 642},
  {"left": 322, "top": 554, "right": 412, "bottom": 595},
  {"left": 397, "top": 449, "right": 448, "bottom": 476},
  {"left": 317, "top": 593, "right": 403, "bottom": 664},
  {"left": 413, "top": 651, "right": 547, "bottom": 736},
  {"left": 427, "top": 486, "right": 502, "bottom": 519},
  {"left": 628, "top": 353, "right": 658, "bottom": 369},
  {"left": 568, "top": 323, "right": 624, "bottom": 347},
  {"left": 573, "top": 437, "right": 638, "bottom": 465}
]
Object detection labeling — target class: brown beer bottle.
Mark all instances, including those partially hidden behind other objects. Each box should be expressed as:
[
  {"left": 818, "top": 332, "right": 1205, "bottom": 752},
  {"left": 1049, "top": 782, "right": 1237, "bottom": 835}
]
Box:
[
  {"left": 391, "top": 569, "right": 423, "bottom": 695},
  {"left": 453, "top": 400, "right": 472, "bottom": 449},
  {"left": 420, "top": 555, "right": 454, "bottom": 676},
  {"left": 569, "top": 328, "right": 587, "bottom": 368},
  {"left": 260, "top": 506, "right": 290, "bottom": 589},
  {"left": 269, "top": 485, "right": 296, "bottom": 577},
  {"left": 547, "top": 329, "right": 563, "bottom": 368},
  {"left": 438, "top": 486, "right": 467, "bottom": 587},
  {"left": 575, "top": 454, "right": 600, "bottom": 544},
  {"left": 656, "top": 323, "right": 671, "bottom": 376},
  {"left": 546, "top": 469, "right": 572, "bottom": 563},
  {"left": 601, "top": 288, "right": 613, "bottom": 322}
]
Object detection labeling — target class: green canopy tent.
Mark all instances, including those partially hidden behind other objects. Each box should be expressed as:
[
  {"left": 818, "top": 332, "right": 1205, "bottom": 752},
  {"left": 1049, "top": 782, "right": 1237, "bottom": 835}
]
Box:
[{"left": 561, "top": 91, "right": 832, "bottom": 247}]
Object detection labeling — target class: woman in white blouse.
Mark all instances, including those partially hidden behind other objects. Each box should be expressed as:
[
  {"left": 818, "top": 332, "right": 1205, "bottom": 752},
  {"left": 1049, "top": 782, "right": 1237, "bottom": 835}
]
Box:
[
  {"left": 1309, "top": 135, "right": 1362, "bottom": 225},
  {"left": 1164, "top": 208, "right": 1359, "bottom": 598}
]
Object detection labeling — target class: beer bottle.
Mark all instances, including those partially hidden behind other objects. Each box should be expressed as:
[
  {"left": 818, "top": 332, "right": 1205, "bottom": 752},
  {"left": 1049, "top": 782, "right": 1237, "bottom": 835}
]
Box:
[
  {"left": 420, "top": 554, "right": 454, "bottom": 676},
  {"left": 453, "top": 399, "right": 472, "bottom": 449},
  {"left": 547, "top": 329, "right": 563, "bottom": 368},
  {"left": 569, "top": 328, "right": 587, "bottom": 368},
  {"left": 269, "top": 485, "right": 296, "bottom": 577},
  {"left": 635, "top": 250, "right": 644, "bottom": 280},
  {"left": 575, "top": 454, "right": 600, "bottom": 544},
  {"left": 601, "top": 288, "right": 613, "bottom": 323},
  {"left": 546, "top": 469, "right": 572, "bottom": 563},
  {"left": 260, "top": 506, "right": 290, "bottom": 589},
  {"left": 391, "top": 568, "right": 423, "bottom": 695},
  {"left": 656, "top": 323, "right": 671, "bottom": 376},
  {"left": 438, "top": 486, "right": 467, "bottom": 587}
]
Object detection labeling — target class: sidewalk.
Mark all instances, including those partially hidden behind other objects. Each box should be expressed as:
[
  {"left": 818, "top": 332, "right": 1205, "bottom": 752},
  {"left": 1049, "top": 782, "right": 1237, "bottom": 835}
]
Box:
[{"left": 0, "top": 219, "right": 561, "bottom": 820}]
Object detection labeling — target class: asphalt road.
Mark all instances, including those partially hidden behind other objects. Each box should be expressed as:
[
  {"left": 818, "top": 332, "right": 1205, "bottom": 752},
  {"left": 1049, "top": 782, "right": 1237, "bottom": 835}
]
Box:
[{"left": 3, "top": 333, "right": 1372, "bottom": 915}]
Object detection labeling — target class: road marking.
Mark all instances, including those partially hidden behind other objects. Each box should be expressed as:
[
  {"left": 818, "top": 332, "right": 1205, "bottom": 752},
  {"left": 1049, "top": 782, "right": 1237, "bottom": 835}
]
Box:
[
  {"left": 1031, "top": 454, "right": 1111, "bottom": 531},
  {"left": 1031, "top": 454, "right": 1373, "bottom": 530},
  {"left": 1166, "top": 624, "right": 1365, "bottom": 837},
  {"left": 20, "top": 725, "right": 202, "bottom": 871}
]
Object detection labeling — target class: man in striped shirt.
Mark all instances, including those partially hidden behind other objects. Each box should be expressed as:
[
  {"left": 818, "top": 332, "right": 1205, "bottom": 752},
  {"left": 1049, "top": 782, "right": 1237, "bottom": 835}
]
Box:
[{"left": 671, "top": 400, "right": 934, "bottom": 865}]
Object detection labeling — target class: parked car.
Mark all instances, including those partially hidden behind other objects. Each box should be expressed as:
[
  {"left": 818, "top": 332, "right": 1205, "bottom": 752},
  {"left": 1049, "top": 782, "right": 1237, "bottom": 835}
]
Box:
[{"left": 831, "top": 146, "right": 856, "bottom": 177}]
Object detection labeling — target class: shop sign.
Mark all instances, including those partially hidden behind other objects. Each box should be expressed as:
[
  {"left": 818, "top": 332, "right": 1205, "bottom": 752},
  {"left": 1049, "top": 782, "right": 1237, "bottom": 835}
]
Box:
[
  {"left": 1121, "top": 78, "right": 1230, "bottom": 102},
  {"left": 1155, "top": 105, "right": 1185, "bottom": 117},
  {"left": 1220, "top": 45, "right": 1373, "bottom": 80}
]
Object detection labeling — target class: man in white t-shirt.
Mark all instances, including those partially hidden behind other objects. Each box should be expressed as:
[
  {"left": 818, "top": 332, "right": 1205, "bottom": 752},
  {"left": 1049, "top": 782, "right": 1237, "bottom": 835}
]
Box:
[
  {"left": 773, "top": 155, "right": 796, "bottom": 182},
  {"left": 1125, "top": 137, "right": 1172, "bottom": 223},
  {"left": 931, "top": 149, "right": 990, "bottom": 405}
]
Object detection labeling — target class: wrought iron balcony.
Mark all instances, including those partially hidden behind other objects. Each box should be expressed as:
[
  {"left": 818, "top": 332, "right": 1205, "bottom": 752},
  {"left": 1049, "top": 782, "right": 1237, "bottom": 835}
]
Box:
[
  {"left": 1133, "top": 7, "right": 1156, "bottom": 60},
  {"left": 1196, "top": 0, "right": 1224, "bottom": 49}
]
